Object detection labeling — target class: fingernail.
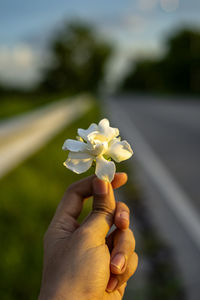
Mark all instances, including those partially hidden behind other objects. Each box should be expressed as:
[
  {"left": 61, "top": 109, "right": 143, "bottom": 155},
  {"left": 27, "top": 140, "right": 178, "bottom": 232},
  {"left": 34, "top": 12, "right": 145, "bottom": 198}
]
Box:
[
  {"left": 93, "top": 179, "right": 108, "bottom": 195},
  {"left": 111, "top": 253, "right": 125, "bottom": 271},
  {"left": 106, "top": 277, "right": 118, "bottom": 292},
  {"left": 120, "top": 211, "right": 129, "bottom": 221}
]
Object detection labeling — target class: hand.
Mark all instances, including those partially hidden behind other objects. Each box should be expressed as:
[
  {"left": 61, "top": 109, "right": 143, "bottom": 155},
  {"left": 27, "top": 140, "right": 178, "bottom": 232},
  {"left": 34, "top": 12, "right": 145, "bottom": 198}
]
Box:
[{"left": 39, "top": 173, "right": 138, "bottom": 300}]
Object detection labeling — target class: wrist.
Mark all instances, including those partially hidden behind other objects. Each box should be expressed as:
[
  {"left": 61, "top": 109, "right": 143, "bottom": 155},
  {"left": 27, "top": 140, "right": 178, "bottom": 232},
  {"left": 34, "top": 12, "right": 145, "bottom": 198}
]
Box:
[
  {"left": 38, "top": 286, "right": 65, "bottom": 300},
  {"left": 38, "top": 286, "right": 89, "bottom": 300}
]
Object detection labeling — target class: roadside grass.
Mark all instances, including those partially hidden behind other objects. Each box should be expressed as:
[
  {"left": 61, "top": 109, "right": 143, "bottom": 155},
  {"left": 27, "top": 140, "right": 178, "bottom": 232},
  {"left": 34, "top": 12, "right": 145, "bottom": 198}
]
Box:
[
  {"left": 0, "top": 92, "right": 72, "bottom": 120},
  {"left": 0, "top": 101, "right": 100, "bottom": 300}
]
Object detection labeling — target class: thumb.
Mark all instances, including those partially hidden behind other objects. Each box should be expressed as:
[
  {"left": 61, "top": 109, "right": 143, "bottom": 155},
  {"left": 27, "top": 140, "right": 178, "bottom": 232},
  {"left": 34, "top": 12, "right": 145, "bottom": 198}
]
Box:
[{"left": 82, "top": 177, "right": 116, "bottom": 242}]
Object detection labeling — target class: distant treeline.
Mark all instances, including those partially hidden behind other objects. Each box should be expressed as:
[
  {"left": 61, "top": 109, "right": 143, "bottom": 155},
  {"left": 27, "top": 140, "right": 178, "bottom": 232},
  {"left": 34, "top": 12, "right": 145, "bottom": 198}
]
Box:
[
  {"left": 0, "top": 21, "right": 113, "bottom": 97},
  {"left": 120, "top": 29, "right": 200, "bottom": 95},
  {"left": 0, "top": 24, "right": 200, "bottom": 97}
]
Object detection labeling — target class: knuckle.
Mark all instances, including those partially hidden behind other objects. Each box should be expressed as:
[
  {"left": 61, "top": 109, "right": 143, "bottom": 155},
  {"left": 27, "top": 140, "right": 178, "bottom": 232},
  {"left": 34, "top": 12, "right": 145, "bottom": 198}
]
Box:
[
  {"left": 93, "top": 204, "right": 114, "bottom": 221},
  {"left": 94, "top": 204, "right": 113, "bottom": 215},
  {"left": 66, "top": 182, "right": 77, "bottom": 194},
  {"left": 126, "top": 228, "right": 135, "bottom": 244},
  {"left": 114, "top": 229, "right": 136, "bottom": 252},
  {"left": 126, "top": 264, "right": 135, "bottom": 277},
  {"left": 127, "top": 228, "right": 133, "bottom": 236},
  {"left": 124, "top": 240, "right": 135, "bottom": 255},
  {"left": 117, "top": 202, "right": 130, "bottom": 214},
  {"left": 123, "top": 230, "right": 136, "bottom": 252},
  {"left": 127, "top": 253, "right": 138, "bottom": 276}
]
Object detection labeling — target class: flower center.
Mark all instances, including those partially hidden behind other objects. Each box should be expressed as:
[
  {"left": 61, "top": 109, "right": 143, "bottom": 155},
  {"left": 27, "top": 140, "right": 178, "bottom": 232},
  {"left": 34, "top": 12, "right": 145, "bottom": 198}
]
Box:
[{"left": 88, "top": 140, "right": 108, "bottom": 156}]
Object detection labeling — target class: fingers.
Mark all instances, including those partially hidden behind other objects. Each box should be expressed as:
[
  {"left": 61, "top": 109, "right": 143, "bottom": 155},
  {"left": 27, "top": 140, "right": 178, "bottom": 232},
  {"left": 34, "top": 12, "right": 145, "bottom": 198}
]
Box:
[
  {"left": 118, "top": 282, "right": 127, "bottom": 298},
  {"left": 106, "top": 227, "right": 138, "bottom": 293},
  {"left": 106, "top": 281, "right": 127, "bottom": 297},
  {"left": 82, "top": 178, "right": 116, "bottom": 242},
  {"left": 114, "top": 202, "right": 130, "bottom": 230},
  {"left": 53, "top": 173, "right": 127, "bottom": 223},
  {"left": 110, "top": 228, "right": 135, "bottom": 274},
  {"left": 112, "top": 173, "right": 128, "bottom": 189},
  {"left": 86, "top": 177, "right": 128, "bottom": 241},
  {"left": 107, "top": 252, "right": 138, "bottom": 293}
]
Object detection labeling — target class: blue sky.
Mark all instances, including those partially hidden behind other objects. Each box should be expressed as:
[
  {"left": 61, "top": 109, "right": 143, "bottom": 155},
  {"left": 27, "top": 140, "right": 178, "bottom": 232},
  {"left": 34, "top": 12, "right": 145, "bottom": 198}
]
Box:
[{"left": 0, "top": 0, "right": 200, "bottom": 88}]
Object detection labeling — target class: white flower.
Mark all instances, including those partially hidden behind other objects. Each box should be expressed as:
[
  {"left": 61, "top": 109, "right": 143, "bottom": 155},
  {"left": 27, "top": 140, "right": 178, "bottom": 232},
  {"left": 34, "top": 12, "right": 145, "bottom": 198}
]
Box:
[{"left": 62, "top": 118, "right": 133, "bottom": 182}]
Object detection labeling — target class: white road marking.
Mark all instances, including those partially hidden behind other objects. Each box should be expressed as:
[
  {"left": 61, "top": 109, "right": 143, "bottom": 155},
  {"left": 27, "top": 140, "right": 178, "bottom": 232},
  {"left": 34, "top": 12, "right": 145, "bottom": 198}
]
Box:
[
  {"left": 106, "top": 100, "right": 200, "bottom": 251},
  {"left": 0, "top": 96, "right": 92, "bottom": 179}
]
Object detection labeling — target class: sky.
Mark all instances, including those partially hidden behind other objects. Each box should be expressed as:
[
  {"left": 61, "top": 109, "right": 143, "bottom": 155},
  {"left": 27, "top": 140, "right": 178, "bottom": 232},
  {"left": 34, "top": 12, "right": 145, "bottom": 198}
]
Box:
[{"left": 0, "top": 0, "right": 200, "bottom": 88}]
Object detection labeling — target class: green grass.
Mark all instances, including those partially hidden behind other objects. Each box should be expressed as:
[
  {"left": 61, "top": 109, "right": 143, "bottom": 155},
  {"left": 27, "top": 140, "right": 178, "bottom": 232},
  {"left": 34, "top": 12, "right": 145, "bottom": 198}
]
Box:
[
  {"left": 0, "top": 101, "right": 101, "bottom": 300},
  {"left": 0, "top": 92, "right": 72, "bottom": 120}
]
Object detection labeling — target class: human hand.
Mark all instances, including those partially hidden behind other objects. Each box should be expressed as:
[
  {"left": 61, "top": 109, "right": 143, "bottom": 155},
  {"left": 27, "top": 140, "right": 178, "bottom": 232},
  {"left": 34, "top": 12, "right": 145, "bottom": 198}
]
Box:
[{"left": 39, "top": 173, "right": 138, "bottom": 300}]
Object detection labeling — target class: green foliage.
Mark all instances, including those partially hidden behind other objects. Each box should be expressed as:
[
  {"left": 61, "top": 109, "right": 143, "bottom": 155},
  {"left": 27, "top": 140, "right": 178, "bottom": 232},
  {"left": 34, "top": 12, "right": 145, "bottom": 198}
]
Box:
[
  {"left": 121, "top": 28, "right": 200, "bottom": 96},
  {"left": 0, "top": 102, "right": 101, "bottom": 300},
  {"left": 39, "top": 21, "right": 113, "bottom": 94},
  {"left": 0, "top": 96, "right": 34, "bottom": 120}
]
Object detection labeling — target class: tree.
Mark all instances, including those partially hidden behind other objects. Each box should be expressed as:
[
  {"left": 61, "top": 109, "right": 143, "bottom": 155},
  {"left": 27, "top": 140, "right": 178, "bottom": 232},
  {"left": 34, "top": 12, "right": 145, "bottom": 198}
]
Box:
[
  {"left": 162, "top": 29, "right": 200, "bottom": 94},
  {"left": 121, "top": 28, "right": 200, "bottom": 95},
  {"left": 39, "top": 21, "right": 112, "bottom": 94},
  {"left": 120, "top": 59, "right": 165, "bottom": 93}
]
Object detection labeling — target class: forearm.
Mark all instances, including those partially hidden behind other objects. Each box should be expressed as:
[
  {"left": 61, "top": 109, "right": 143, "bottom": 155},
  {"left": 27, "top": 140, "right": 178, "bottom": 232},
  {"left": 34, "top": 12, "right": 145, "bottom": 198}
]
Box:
[{"left": 38, "top": 282, "right": 96, "bottom": 300}]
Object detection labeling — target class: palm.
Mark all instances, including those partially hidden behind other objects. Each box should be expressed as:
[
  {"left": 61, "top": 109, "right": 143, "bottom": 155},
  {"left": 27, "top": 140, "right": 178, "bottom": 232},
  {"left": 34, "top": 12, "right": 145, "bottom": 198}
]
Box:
[{"left": 67, "top": 234, "right": 126, "bottom": 300}]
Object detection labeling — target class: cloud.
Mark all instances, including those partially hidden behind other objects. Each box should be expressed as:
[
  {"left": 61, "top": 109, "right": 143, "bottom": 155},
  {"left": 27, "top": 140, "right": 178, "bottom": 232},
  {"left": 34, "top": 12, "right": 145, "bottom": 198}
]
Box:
[
  {"left": 137, "top": 0, "right": 159, "bottom": 12},
  {"left": 0, "top": 44, "right": 43, "bottom": 88},
  {"left": 160, "top": 0, "right": 179, "bottom": 12},
  {"left": 121, "top": 14, "right": 148, "bottom": 32}
]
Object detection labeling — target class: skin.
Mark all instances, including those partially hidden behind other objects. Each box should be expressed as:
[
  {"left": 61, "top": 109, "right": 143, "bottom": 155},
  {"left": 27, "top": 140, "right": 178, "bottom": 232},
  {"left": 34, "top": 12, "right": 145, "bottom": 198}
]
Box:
[{"left": 39, "top": 173, "right": 138, "bottom": 300}]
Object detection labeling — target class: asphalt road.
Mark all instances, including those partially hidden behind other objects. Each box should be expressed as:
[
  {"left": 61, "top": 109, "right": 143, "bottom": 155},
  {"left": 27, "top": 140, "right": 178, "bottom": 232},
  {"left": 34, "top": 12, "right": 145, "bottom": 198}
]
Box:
[
  {"left": 105, "top": 95, "right": 200, "bottom": 300},
  {"left": 119, "top": 96, "right": 200, "bottom": 211}
]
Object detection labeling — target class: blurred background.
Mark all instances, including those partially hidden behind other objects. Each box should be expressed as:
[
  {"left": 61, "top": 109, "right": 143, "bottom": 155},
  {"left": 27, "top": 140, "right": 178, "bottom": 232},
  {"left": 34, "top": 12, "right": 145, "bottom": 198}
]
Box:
[{"left": 0, "top": 1, "right": 200, "bottom": 299}]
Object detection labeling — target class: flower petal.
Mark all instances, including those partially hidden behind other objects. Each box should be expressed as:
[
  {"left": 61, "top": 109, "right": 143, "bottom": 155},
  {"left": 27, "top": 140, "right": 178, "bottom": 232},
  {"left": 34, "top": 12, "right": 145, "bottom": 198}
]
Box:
[
  {"left": 77, "top": 123, "right": 98, "bottom": 141},
  {"left": 62, "top": 139, "right": 87, "bottom": 152},
  {"left": 64, "top": 152, "right": 94, "bottom": 174},
  {"left": 98, "top": 118, "right": 119, "bottom": 141},
  {"left": 87, "top": 131, "right": 108, "bottom": 143},
  {"left": 107, "top": 140, "right": 133, "bottom": 162},
  {"left": 98, "top": 118, "right": 110, "bottom": 128},
  {"left": 95, "top": 156, "right": 116, "bottom": 182}
]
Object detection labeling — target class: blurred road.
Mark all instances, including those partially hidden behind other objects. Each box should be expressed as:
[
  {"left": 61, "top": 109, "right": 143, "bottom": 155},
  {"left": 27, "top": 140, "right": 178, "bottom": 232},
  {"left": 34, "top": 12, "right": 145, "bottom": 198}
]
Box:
[
  {"left": 105, "top": 95, "right": 200, "bottom": 300},
  {"left": 0, "top": 96, "right": 92, "bottom": 179},
  {"left": 123, "top": 96, "right": 200, "bottom": 211}
]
